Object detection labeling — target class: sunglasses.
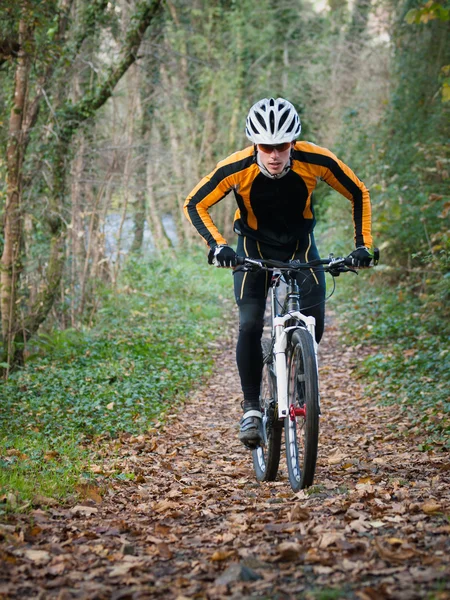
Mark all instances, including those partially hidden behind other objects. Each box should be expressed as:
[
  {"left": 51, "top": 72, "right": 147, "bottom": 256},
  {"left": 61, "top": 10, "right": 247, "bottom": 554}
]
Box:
[{"left": 257, "top": 142, "right": 292, "bottom": 154}]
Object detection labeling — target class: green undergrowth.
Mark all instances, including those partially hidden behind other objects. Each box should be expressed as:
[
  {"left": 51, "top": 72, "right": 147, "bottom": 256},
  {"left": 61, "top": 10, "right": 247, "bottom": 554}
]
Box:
[
  {"left": 329, "top": 268, "right": 449, "bottom": 451},
  {"left": 0, "top": 251, "right": 234, "bottom": 510}
]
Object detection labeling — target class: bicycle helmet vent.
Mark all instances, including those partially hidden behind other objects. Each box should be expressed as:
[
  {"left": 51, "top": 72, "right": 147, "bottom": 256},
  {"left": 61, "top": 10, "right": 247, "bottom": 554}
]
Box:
[{"left": 245, "top": 97, "right": 301, "bottom": 145}]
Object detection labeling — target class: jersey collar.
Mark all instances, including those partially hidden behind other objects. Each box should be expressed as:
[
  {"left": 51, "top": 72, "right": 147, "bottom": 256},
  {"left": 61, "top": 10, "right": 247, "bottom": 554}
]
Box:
[{"left": 255, "top": 147, "right": 292, "bottom": 180}]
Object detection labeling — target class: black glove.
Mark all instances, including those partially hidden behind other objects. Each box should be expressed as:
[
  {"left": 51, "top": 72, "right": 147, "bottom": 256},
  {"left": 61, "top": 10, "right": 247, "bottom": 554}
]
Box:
[
  {"left": 349, "top": 246, "right": 372, "bottom": 267},
  {"left": 207, "top": 245, "right": 237, "bottom": 268}
]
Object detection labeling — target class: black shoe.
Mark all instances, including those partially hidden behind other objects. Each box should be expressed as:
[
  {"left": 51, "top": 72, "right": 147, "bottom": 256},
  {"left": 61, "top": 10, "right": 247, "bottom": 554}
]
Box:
[{"left": 238, "top": 410, "right": 263, "bottom": 449}]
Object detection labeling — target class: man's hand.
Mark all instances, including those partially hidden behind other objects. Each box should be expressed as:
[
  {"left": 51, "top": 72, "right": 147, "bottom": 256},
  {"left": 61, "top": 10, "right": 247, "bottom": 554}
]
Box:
[
  {"left": 349, "top": 246, "right": 372, "bottom": 267},
  {"left": 208, "top": 245, "right": 237, "bottom": 268}
]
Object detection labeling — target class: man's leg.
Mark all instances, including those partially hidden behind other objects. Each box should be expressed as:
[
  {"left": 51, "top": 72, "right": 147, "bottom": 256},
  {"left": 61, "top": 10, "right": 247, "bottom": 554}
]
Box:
[
  {"left": 235, "top": 301, "right": 266, "bottom": 412},
  {"left": 294, "top": 235, "right": 326, "bottom": 343},
  {"left": 233, "top": 236, "right": 269, "bottom": 447}
]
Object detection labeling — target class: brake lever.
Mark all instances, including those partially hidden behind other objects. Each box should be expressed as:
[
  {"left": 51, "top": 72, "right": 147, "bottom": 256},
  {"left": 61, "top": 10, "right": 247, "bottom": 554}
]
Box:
[
  {"left": 236, "top": 263, "right": 263, "bottom": 273},
  {"left": 328, "top": 265, "right": 358, "bottom": 277}
]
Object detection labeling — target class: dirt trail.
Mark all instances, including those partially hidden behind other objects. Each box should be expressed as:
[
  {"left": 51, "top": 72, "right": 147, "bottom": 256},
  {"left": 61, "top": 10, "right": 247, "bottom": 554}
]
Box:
[{"left": 0, "top": 321, "right": 449, "bottom": 600}]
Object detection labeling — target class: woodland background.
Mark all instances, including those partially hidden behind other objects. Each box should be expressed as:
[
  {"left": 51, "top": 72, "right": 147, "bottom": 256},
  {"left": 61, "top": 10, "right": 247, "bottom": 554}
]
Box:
[{"left": 0, "top": 0, "right": 449, "bottom": 501}]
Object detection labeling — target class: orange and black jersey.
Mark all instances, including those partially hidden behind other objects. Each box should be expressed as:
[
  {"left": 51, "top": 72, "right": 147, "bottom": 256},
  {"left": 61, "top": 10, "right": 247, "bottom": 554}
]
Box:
[{"left": 184, "top": 141, "right": 372, "bottom": 250}]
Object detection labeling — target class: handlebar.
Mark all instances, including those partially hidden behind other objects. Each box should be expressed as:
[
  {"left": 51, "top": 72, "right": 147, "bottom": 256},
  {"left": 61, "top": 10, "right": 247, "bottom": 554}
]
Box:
[{"left": 235, "top": 248, "right": 379, "bottom": 275}]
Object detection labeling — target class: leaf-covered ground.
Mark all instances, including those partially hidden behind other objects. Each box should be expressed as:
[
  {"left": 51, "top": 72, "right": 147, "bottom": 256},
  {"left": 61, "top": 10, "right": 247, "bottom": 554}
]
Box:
[{"left": 0, "top": 320, "right": 449, "bottom": 599}]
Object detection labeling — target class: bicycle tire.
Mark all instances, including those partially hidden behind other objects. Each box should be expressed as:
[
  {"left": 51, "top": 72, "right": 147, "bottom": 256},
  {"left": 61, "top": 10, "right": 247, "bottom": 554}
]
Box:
[
  {"left": 252, "top": 338, "right": 282, "bottom": 481},
  {"left": 284, "top": 327, "right": 319, "bottom": 491}
]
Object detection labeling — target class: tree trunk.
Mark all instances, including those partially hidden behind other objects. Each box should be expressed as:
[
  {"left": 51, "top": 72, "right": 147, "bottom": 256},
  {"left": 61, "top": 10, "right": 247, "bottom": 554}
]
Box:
[
  {"left": 1, "top": 16, "right": 31, "bottom": 373},
  {"left": 130, "top": 189, "right": 147, "bottom": 253},
  {"left": 145, "top": 125, "right": 170, "bottom": 251},
  {"left": 17, "top": 144, "right": 67, "bottom": 353},
  {"left": 69, "top": 134, "right": 86, "bottom": 325},
  {"left": 159, "top": 63, "right": 195, "bottom": 245}
]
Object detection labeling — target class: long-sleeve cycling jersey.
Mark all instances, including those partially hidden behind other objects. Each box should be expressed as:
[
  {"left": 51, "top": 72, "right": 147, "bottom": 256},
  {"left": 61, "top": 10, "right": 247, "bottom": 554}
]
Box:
[{"left": 184, "top": 141, "right": 372, "bottom": 250}]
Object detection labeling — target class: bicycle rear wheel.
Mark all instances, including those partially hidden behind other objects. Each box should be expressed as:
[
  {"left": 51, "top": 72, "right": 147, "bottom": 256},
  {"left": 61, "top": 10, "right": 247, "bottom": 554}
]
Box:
[
  {"left": 284, "top": 327, "right": 319, "bottom": 491},
  {"left": 252, "top": 339, "right": 282, "bottom": 481}
]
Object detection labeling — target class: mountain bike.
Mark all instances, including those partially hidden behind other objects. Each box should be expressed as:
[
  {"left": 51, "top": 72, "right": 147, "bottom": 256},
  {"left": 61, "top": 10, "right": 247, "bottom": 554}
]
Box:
[{"left": 235, "top": 251, "right": 379, "bottom": 492}]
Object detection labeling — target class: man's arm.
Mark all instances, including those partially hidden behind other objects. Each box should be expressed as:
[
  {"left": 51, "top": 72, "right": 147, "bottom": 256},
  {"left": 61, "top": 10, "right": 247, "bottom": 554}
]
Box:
[
  {"left": 319, "top": 150, "right": 372, "bottom": 249},
  {"left": 294, "top": 142, "right": 372, "bottom": 249},
  {"left": 183, "top": 146, "right": 255, "bottom": 249},
  {"left": 183, "top": 167, "right": 231, "bottom": 248}
]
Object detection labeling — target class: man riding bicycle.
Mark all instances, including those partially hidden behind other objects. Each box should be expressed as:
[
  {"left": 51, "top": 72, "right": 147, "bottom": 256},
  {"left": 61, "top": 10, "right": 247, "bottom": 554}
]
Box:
[{"left": 184, "top": 97, "right": 373, "bottom": 449}]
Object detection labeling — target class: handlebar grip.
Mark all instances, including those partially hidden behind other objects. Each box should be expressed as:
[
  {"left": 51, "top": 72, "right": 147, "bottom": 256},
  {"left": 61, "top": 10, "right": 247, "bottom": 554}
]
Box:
[
  {"left": 343, "top": 255, "right": 353, "bottom": 266},
  {"left": 343, "top": 247, "right": 380, "bottom": 267},
  {"left": 235, "top": 255, "right": 245, "bottom": 265}
]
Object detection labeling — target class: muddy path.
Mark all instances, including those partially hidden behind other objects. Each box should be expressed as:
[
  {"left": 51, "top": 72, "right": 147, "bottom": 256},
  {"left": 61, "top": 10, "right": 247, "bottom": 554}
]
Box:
[{"left": 0, "top": 320, "right": 449, "bottom": 599}]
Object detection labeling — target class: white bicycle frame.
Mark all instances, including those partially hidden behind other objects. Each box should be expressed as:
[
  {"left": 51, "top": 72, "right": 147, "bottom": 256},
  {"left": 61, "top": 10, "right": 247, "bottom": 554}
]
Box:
[{"left": 269, "top": 276, "right": 318, "bottom": 420}]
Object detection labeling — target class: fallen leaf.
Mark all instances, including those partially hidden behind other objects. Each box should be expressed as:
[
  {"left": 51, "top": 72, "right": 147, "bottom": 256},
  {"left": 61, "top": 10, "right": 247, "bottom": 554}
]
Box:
[
  {"left": 76, "top": 484, "right": 103, "bottom": 504},
  {"left": 319, "top": 532, "right": 346, "bottom": 549},
  {"left": 32, "top": 495, "right": 58, "bottom": 507},
  {"left": 214, "top": 563, "right": 262, "bottom": 585},
  {"left": 289, "top": 504, "right": 310, "bottom": 522},
  {"left": 386, "top": 537, "right": 404, "bottom": 546},
  {"left": 109, "top": 562, "right": 135, "bottom": 577},
  {"left": 276, "top": 541, "right": 303, "bottom": 561},
  {"left": 210, "top": 550, "right": 235, "bottom": 562},
  {"left": 43, "top": 451, "right": 59, "bottom": 461},
  {"left": 157, "top": 542, "right": 173, "bottom": 559},
  {"left": 421, "top": 501, "right": 441, "bottom": 514},
  {"left": 357, "top": 476, "right": 374, "bottom": 484},
  {"left": 69, "top": 505, "right": 98, "bottom": 516},
  {"left": 24, "top": 550, "right": 51, "bottom": 563},
  {"left": 374, "top": 539, "right": 418, "bottom": 563},
  {"left": 328, "top": 451, "right": 347, "bottom": 465}
]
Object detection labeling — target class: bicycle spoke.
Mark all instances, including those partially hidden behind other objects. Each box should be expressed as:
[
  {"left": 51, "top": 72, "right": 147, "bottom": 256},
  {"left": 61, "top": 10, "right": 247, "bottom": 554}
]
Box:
[
  {"left": 252, "top": 339, "right": 282, "bottom": 481},
  {"left": 285, "top": 328, "right": 319, "bottom": 491}
]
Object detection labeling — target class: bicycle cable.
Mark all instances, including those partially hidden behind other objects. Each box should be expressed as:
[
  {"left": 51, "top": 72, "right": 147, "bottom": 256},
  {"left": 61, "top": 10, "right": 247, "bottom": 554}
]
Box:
[{"left": 273, "top": 269, "right": 338, "bottom": 317}]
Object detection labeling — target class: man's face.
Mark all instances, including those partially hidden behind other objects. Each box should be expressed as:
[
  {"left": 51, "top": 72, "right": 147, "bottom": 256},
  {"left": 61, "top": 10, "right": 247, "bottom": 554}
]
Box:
[{"left": 257, "top": 142, "right": 293, "bottom": 175}]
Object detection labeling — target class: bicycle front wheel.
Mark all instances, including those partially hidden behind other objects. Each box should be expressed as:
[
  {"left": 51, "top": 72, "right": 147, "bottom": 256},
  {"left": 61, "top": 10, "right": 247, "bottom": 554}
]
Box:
[
  {"left": 252, "top": 339, "right": 282, "bottom": 481},
  {"left": 284, "top": 328, "right": 319, "bottom": 491}
]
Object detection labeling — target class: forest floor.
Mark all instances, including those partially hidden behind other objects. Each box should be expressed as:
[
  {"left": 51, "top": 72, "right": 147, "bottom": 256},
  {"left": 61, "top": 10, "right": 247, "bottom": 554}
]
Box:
[{"left": 0, "top": 318, "right": 449, "bottom": 600}]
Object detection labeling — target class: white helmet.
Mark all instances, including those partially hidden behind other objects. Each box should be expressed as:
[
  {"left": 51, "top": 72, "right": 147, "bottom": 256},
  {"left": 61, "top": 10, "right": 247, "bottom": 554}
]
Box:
[{"left": 245, "top": 97, "right": 301, "bottom": 145}]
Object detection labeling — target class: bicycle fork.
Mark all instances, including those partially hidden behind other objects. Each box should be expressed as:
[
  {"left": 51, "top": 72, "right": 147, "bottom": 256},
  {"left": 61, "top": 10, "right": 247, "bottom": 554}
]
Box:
[{"left": 272, "top": 312, "right": 318, "bottom": 421}]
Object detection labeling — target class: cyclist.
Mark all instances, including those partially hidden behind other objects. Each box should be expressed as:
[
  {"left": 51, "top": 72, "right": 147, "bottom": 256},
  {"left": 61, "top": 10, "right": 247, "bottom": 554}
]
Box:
[{"left": 184, "top": 97, "right": 372, "bottom": 449}]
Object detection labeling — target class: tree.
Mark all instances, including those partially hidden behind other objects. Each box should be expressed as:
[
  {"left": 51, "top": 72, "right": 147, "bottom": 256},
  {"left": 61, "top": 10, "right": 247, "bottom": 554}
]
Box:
[{"left": 0, "top": 0, "right": 163, "bottom": 372}]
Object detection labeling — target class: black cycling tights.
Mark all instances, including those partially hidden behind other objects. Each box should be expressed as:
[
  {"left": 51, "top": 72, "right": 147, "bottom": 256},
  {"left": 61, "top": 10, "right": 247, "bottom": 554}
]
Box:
[{"left": 233, "top": 235, "right": 326, "bottom": 411}]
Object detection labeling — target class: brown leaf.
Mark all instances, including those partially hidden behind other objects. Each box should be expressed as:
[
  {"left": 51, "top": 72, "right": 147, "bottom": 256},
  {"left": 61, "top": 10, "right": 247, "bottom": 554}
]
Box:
[
  {"left": 289, "top": 504, "right": 310, "bottom": 522},
  {"left": 32, "top": 495, "right": 59, "bottom": 507},
  {"left": 421, "top": 500, "right": 441, "bottom": 515},
  {"left": 276, "top": 541, "right": 303, "bottom": 561},
  {"left": 154, "top": 523, "right": 171, "bottom": 535},
  {"left": 157, "top": 542, "right": 173, "bottom": 559},
  {"left": 357, "top": 476, "right": 374, "bottom": 484},
  {"left": 152, "top": 500, "right": 180, "bottom": 513},
  {"left": 319, "top": 532, "right": 346, "bottom": 549},
  {"left": 210, "top": 550, "right": 235, "bottom": 562},
  {"left": 386, "top": 537, "right": 404, "bottom": 546},
  {"left": 428, "top": 193, "right": 444, "bottom": 202},
  {"left": 43, "top": 451, "right": 60, "bottom": 461},
  {"left": 327, "top": 450, "right": 347, "bottom": 465},
  {"left": 374, "top": 539, "right": 418, "bottom": 563},
  {"left": 75, "top": 484, "right": 103, "bottom": 504}
]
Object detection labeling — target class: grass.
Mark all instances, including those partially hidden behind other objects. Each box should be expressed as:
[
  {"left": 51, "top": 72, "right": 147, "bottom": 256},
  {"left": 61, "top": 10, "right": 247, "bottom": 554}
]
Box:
[
  {"left": 327, "top": 267, "right": 450, "bottom": 451},
  {"left": 0, "top": 251, "right": 234, "bottom": 511}
]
